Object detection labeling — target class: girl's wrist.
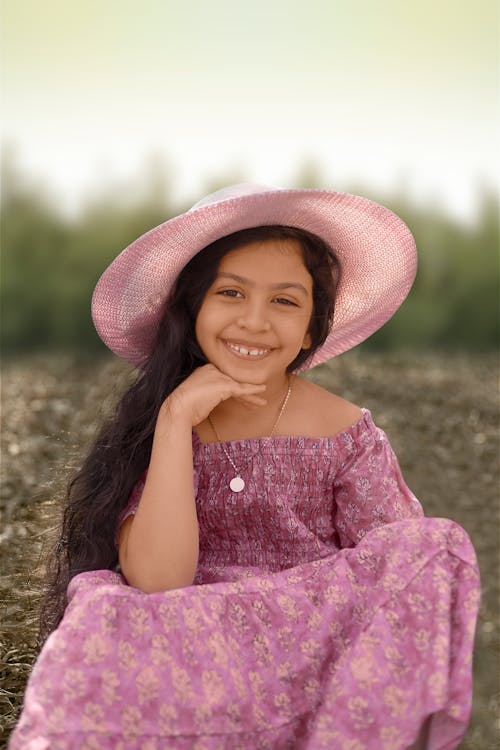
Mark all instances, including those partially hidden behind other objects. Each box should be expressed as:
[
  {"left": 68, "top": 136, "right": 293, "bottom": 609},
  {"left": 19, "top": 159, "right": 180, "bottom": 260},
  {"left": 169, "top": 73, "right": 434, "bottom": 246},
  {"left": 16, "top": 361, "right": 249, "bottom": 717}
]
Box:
[{"left": 157, "top": 396, "right": 194, "bottom": 432}]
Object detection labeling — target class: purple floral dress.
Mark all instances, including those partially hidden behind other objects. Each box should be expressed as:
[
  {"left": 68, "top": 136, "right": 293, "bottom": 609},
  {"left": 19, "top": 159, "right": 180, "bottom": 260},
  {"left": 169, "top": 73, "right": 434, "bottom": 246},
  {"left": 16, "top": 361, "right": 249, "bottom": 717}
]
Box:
[{"left": 10, "top": 410, "right": 480, "bottom": 749}]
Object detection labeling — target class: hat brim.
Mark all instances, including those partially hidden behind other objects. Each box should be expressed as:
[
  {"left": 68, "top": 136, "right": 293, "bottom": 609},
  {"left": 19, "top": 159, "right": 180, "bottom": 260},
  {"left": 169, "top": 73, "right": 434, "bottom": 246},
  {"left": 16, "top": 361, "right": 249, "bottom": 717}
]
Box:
[{"left": 92, "top": 188, "right": 417, "bottom": 370}]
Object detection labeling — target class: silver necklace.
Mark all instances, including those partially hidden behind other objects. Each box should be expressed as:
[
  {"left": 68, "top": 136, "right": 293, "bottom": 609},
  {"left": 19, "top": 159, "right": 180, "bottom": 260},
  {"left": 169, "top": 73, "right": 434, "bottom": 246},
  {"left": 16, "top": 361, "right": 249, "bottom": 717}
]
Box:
[{"left": 207, "top": 379, "right": 292, "bottom": 493}]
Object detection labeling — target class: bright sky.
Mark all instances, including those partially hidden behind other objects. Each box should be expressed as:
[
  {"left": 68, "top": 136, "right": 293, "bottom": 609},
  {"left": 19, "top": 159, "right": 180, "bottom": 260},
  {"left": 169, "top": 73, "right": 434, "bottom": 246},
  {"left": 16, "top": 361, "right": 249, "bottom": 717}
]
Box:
[{"left": 2, "top": 0, "right": 498, "bottom": 224}]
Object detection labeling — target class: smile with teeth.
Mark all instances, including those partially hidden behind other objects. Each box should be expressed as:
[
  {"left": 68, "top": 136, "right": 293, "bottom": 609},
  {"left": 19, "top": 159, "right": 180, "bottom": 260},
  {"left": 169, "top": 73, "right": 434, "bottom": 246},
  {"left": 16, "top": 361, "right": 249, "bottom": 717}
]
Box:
[{"left": 224, "top": 341, "right": 272, "bottom": 358}]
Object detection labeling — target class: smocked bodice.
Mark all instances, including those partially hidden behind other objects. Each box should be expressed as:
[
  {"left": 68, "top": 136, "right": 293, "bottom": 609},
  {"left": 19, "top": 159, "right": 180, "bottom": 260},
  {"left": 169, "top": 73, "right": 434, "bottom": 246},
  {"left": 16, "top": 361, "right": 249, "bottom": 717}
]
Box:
[{"left": 190, "top": 409, "right": 423, "bottom": 581}]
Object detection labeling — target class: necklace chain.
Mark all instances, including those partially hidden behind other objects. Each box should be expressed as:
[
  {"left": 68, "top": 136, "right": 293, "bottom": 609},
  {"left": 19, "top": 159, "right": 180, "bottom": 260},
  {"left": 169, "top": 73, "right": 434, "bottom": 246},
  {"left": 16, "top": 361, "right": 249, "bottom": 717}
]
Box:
[{"left": 207, "top": 378, "right": 292, "bottom": 492}]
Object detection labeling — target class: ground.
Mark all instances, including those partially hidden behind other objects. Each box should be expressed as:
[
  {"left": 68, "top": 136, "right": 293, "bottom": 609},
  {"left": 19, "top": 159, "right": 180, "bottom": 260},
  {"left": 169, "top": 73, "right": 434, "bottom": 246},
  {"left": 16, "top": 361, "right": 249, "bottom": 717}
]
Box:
[{"left": 1, "top": 351, "right": 498, "bottom": 749}]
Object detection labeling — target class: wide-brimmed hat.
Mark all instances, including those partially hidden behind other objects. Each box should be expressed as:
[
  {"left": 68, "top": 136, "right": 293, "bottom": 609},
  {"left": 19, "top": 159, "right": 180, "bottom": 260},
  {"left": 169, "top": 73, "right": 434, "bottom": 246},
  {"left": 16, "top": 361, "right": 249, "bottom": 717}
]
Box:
[{"left": 92, "top": 182, "right": 417, "bottom": 370}]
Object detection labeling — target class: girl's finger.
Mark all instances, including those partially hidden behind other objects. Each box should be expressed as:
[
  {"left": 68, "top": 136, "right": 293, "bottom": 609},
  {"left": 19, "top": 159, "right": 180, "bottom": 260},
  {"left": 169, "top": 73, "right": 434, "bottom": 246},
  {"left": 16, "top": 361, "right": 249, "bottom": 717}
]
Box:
[
  {"left": 235, "top": 383, "right": 267, "bottom": 392},
  {"left": 239, "top": 395, "right": 268, "bottom": 406}
]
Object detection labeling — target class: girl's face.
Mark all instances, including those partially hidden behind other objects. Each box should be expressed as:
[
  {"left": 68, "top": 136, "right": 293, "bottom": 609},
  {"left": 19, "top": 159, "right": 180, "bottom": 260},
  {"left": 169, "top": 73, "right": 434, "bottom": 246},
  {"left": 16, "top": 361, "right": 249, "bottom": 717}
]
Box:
[{"left": 195, "top": 238, "right": 314, "bottom": 385}]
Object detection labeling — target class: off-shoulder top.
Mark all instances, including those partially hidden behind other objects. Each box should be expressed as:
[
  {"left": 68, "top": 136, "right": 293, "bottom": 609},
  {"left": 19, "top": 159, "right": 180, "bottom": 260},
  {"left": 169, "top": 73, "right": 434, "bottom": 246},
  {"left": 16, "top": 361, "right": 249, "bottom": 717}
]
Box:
[{"left": 116, "top": 409, "right": 423, "bottom": 579}]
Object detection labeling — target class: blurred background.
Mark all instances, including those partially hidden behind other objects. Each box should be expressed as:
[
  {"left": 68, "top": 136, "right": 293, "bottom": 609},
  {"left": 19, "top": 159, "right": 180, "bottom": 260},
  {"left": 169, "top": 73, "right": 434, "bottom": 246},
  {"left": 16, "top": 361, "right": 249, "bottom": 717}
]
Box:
[
  {"left": 1, "top": 0, "right": 498, "bottom": 356},
  {"left": 1, "top": 1, "right": 499, "bottom": 748}
]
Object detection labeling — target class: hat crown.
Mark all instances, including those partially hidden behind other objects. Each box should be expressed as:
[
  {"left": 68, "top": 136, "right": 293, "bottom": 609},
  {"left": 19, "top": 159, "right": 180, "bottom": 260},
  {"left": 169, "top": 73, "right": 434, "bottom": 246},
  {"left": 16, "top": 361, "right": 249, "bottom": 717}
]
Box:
[{"left": 189, "top": 182, "right": 277, "bottom": 212}]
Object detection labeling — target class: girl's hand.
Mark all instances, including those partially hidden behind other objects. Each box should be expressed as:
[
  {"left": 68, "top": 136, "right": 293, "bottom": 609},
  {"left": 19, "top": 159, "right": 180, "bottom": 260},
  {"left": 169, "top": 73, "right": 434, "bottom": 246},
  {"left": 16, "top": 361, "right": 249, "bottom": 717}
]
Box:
[{"left": 160, "top": 364, "right": 267, "bottom": 427}]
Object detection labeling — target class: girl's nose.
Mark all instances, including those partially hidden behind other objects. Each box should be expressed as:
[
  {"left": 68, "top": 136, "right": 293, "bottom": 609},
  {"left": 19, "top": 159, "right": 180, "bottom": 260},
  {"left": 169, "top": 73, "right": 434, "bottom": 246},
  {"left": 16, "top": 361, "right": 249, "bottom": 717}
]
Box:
[{"left": 237, "top": 302, "right": 271, "bottom": 332}]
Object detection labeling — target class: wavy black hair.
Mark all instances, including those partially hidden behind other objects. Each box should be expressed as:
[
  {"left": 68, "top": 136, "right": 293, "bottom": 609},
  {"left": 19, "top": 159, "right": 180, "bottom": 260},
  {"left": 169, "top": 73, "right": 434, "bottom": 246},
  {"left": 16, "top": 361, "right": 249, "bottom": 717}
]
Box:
[{"left": 39, "top": 225, "right": 339, "bottom": 644}]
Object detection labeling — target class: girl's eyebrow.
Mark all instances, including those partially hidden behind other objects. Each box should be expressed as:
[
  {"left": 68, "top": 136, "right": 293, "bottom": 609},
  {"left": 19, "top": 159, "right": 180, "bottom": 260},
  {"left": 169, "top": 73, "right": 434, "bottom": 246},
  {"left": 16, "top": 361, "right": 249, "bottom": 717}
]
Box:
[{"left": 216, "top": 272, "right": 308, "bottom": 296}]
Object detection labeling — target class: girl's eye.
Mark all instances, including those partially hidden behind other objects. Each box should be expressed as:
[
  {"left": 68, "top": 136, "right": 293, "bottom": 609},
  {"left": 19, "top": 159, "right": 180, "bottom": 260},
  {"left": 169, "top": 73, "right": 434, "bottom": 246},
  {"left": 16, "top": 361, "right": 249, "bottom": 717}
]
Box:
[
  {"left": 217, "top": 289, "right": 242, "bottom": 298},
  {"left": 216, "top": 290, "right": 297, "bottom": 306}
]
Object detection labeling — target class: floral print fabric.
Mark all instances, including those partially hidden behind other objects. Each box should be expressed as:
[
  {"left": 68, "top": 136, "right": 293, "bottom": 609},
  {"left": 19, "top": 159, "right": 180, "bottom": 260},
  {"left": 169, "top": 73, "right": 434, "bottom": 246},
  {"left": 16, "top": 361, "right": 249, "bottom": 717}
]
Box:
[{"left": 10, "top": 410, "right": 480, "bottom": 749}]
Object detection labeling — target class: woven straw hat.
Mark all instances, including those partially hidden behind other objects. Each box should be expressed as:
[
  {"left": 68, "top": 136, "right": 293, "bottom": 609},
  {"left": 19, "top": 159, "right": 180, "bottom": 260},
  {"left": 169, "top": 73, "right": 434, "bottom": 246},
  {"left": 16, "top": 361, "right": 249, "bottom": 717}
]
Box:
[{"left": 92, "top": 183, "right": 417, "bottom": 370}]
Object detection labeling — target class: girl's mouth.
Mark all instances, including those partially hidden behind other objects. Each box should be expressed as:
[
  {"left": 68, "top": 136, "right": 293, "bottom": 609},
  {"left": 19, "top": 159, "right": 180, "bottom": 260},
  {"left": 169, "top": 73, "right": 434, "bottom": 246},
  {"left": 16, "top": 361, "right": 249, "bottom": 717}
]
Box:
[{"left": 223, "top": 340, "right": 272, "bottom": 360}]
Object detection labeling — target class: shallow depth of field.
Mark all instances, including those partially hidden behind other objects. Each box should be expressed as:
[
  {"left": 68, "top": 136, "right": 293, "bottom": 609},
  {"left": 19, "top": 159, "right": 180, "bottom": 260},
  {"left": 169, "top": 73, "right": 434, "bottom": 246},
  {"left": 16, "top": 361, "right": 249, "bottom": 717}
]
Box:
[
  {"left": 1, "top": 159, "right": 499, "bottom": 746},
  {"left": 1, "top": 351, "right": 498, "bottom": 748}
]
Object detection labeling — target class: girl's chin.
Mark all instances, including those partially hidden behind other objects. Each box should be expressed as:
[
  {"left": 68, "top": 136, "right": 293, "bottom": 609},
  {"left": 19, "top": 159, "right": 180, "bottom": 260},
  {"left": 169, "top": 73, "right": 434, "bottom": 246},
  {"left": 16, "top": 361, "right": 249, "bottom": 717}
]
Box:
[
  {"left": 219, "top": 362, "right": 269, "bottom": 383},
  {"left": 204, "top": 356, "right": 271, "bottom": 385}
]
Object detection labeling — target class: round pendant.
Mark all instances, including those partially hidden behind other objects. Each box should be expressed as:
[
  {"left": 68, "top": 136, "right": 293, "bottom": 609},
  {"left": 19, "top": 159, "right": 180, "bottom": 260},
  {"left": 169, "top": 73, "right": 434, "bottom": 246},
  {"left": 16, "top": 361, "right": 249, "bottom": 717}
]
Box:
[{"left": 230, "top": 476, "right": 245, "bottom": 493}]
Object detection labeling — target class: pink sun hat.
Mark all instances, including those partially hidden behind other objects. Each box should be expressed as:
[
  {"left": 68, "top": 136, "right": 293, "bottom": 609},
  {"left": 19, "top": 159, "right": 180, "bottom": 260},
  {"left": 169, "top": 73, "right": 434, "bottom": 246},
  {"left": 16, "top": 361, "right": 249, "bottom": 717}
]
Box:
[{"left": 91, "top": 182, "right": 417, "bottom": 370}]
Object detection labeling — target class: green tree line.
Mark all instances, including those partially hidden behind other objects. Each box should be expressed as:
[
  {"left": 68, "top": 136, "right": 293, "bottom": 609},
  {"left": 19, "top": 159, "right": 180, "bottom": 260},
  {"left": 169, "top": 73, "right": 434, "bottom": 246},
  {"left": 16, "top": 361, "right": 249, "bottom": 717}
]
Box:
[{"left": 1, "top": 154, "right": 498, "bottom": 357}]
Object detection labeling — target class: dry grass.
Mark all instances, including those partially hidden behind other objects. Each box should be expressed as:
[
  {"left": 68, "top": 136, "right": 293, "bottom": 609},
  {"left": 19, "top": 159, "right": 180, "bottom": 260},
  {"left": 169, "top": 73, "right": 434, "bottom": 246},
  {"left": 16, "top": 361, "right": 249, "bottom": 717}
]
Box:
[{"left": 1, "top": 351, "right": 499, "bottom": 748}]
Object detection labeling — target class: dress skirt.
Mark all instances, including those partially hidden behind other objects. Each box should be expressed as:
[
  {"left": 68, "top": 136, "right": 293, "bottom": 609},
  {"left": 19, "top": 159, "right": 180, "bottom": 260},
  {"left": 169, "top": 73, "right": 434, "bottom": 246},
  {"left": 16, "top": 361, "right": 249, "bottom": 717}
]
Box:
[{"left": 9, "top": 517, "right": 480, "bottom": 750}]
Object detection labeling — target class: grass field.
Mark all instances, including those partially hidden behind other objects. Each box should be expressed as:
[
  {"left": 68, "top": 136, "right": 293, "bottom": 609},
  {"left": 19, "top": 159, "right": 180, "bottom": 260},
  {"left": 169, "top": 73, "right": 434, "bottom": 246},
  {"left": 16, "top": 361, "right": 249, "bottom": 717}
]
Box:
[{"left": 1, "top": 351, "right": 498, "bottom": 748}]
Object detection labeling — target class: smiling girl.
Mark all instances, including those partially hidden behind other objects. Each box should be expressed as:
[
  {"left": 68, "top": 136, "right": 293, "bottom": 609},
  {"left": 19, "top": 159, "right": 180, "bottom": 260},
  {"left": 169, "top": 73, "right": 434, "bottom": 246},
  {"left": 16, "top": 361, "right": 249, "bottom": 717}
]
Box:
[{"left": 10, "top": 184, "right": 480, "bottom": 750}]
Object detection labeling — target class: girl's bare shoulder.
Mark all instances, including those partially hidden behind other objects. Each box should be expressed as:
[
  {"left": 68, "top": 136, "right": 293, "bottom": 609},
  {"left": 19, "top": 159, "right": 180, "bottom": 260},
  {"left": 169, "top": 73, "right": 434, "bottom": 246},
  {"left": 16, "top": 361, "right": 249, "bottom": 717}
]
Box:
[{"left": 289, "top": 375, "right": 363, "bottom": 438}]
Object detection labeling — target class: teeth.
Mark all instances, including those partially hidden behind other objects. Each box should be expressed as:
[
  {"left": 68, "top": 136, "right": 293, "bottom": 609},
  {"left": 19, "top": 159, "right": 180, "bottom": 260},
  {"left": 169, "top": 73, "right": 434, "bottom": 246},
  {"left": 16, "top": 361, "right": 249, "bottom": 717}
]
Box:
[{"left": 226, "top": 342, "right": 269, "bottom": 357}]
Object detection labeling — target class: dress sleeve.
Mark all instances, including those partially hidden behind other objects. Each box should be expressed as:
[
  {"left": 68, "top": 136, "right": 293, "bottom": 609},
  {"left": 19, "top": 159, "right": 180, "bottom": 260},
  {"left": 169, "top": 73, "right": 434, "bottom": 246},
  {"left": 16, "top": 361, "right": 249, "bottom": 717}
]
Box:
[
  {"left": 114, "top": 472, "right": 147, "bottom": 549},
  {"left": 333, "top": 412, "right": 424, "bottom": 548}
]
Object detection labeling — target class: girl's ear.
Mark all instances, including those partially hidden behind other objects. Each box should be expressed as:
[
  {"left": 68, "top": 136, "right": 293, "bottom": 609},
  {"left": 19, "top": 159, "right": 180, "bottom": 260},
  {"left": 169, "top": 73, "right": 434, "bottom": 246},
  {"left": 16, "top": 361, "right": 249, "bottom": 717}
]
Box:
[{"left": 302, "top": 331, "right": 312, "bottom": 350}]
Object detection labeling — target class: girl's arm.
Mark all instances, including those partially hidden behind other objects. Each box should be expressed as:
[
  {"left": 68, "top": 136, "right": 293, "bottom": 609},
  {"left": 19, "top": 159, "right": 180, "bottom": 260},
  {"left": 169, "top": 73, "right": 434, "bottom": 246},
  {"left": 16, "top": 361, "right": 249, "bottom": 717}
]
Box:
[
  {"left": 118, "top": 364, "right": 266, "bottom": 593},
  {"left": 118, "top": 407, "right": 199, "bottom": 593}
]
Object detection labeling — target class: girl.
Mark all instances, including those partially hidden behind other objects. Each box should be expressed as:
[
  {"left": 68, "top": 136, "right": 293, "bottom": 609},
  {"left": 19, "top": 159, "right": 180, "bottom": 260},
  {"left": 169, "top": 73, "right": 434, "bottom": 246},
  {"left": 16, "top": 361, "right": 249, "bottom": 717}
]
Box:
[{"left": 10, "top": 183, "right": 480, "bottom": 750}]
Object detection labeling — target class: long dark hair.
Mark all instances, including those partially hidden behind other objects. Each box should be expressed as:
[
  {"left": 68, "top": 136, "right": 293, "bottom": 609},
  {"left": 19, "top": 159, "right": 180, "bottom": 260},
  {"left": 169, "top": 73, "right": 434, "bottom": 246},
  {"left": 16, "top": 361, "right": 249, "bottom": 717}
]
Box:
[{"left": 39, "top": 225, "right": 339, "bottom": 644}]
